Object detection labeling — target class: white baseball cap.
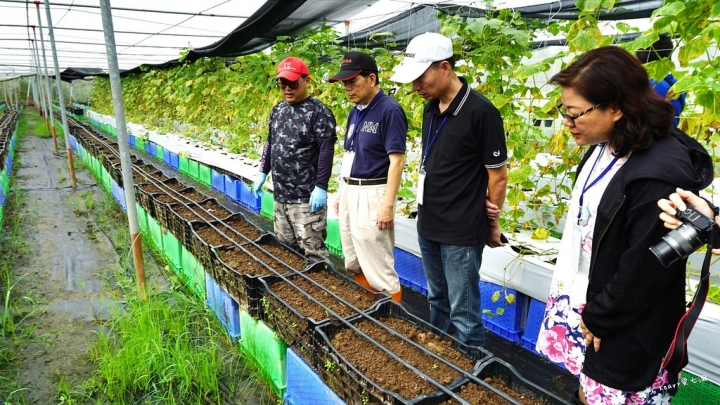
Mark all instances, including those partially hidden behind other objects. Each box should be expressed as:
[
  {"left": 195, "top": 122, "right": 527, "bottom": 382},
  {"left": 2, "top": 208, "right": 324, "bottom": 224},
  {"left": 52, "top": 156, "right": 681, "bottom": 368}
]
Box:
[{"left": 390, "top": 32, "right": 453, "bottom": 83}]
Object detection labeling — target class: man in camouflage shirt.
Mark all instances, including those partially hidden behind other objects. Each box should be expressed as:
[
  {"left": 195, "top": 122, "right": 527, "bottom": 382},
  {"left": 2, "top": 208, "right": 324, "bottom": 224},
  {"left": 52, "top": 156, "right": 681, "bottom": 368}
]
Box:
[{"left": 252, "top": 57, "right": 337, "bottom": 262}]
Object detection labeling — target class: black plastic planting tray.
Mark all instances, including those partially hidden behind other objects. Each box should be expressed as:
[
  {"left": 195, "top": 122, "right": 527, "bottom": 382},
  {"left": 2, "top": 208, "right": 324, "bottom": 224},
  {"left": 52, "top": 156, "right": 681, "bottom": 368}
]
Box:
[
  {"left": 314, "top": 301, "right": 493, "bottom": 405},
  {"left": 259, "top": 263, "right": 388, "bottom": 364},
  {"left": 441, "top": 358, "right": 569, "bottom": 405}
]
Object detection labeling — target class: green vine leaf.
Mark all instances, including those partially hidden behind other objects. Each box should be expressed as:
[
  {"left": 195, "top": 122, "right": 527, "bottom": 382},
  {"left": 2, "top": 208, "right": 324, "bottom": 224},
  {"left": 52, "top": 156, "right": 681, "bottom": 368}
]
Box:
[{"left": 652, "top": 1, "right": 686, "bottom": 18}]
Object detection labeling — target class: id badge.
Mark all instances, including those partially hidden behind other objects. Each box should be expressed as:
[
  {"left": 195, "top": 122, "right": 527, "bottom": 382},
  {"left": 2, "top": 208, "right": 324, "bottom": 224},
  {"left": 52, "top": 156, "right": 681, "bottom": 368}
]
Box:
[
  {"left": 417, "top": 168, "right": 426, "bottom": 205},
  {"left": 340, "top": 151, "right": 355, "bottom": 179},
  {"left": 571, "top": 223, "right": 582, "bottom": 274}
]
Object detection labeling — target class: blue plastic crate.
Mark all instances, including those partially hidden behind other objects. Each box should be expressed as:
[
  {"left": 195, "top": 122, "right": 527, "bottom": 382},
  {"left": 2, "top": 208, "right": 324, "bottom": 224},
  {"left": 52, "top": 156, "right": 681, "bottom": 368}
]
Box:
[
  {"left": 240, "top": 180, "right": 261, "bottom": 212},
  {"left": 285, "top": 348, "right": 344, "bottom": 405},
  {"left": 69, "top": 135, "right": 77, "bottom": 151},
  {"left": 480, "top": 281, "right": 529, "bottom": 344},
  {"left": 146, "top": 142, "right": 157, "bottom": 157},
  {"left": 169, "top": 152, "right": 179, "bottom": 170},
  {"left": 211, "top": 170, "right": 225, "bottom": 193},
  {"left": 206, "top": 273, "right": 241, "bottom": 342},
  {"left": 163, "top": 149, "right": 171, "bottom": 166},
  {"left": 521, "top": 298, "right": 547, "bottom": 353},
  {"left": 225, "top": 177, "right": 241, "bottom": 203},
  {"left": 128, "top": 134, "right": 136, "bottom": 146},
  {"left": 0, "top": 187, "right": 5, "bottom": 208},
  {"left": 393, "top": 247, "right": 427, "bottom": 295}
]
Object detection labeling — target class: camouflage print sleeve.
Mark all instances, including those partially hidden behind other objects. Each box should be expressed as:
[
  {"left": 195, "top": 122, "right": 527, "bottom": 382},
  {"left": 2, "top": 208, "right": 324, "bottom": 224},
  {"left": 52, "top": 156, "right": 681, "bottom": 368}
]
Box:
[
  {"left": 259, "top": 106, "right": 276, "bottom": 174},
  {"left": 314, "top": 104, "right": 337, "bottom": 191}
]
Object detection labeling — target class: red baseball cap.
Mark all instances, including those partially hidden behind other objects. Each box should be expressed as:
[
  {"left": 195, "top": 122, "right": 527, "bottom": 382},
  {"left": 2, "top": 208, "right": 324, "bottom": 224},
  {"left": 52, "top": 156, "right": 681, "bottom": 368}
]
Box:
[{"left": 276, "top": 57, "right": 309, "bottom": 81}]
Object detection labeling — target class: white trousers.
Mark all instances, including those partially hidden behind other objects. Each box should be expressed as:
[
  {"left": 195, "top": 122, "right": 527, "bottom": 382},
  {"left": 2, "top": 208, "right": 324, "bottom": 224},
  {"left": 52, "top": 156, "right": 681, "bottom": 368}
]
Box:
[{"left": 338, "top": 182, "right": 401, "bottom": 294}]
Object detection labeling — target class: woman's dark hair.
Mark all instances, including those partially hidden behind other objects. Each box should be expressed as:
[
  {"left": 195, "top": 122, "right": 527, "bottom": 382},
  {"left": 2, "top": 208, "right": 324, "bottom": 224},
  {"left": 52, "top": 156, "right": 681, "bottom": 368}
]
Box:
[{"left": 550, "top": 46, "right": 674, "bottom": 157}]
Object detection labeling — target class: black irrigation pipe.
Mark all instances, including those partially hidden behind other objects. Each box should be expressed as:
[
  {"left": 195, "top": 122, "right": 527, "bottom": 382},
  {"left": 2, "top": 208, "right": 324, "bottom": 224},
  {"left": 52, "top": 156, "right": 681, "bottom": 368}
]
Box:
[{"left": 66, "top": 115, "right": 526, "bottom": 404}]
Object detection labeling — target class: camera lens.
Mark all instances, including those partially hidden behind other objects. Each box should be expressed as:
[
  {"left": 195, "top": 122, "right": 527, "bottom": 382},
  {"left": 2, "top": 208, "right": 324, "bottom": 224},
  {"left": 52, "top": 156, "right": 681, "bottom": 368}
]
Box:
[{"left": 650, "top": 223, "right": 705, "bottom": 267}]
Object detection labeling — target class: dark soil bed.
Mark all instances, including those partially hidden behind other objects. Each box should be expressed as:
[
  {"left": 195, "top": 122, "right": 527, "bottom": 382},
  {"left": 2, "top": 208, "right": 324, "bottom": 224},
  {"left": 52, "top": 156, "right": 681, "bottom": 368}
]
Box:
[
  {"left": 140, "top": 183, "right": 164, "bottom": 194},
  {"left": 440, "top": 377, "right": 545, "bottom": 405},
  {"left": 195, "top": 224, "right": 232, "bottom": 247},
  {"left": 199, "top": 199, "right": 232, "bottom": 219},
  {"left": 244, "top": 244, "right": 306, "bottom": 272},
  {"left": 172, "top": 204, "right": 210, "bottom": 221},
  {"left": 326, "top": 314, "right": 478, "bottom": 402},
  {"left": 266, "top": 270, "right": 376, "bottom": 320},
  {"left": 150, "top": 171, "right": 170, "bottom": 181},
  {"left": 219, "top": 247, "right": 275, "bottom": 277},
  {"left": 224, "top": 216, "right": 263, "bottom": 242},
  {"left": 163, "top": 179, "right": 187, "bottom": 191},
  {"left": 179, "top": 188, "right": 207, "bottom": 202}
]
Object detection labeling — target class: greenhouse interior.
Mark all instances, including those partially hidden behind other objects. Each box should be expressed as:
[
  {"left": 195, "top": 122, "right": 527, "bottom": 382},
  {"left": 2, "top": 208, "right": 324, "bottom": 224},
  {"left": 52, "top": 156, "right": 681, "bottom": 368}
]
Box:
[{"left": 0, "top": 0, "right": 718, "bottom": 403}]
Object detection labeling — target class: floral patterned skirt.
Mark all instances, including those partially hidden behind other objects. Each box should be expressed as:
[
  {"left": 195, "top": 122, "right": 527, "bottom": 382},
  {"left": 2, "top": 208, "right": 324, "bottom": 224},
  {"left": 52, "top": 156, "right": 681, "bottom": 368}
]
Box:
[
  {"left": 580, "top": 369, "right": 674, "bottom": 405},
  {"left": 536, "top": 291, "right": 586, "bottom": 376}
]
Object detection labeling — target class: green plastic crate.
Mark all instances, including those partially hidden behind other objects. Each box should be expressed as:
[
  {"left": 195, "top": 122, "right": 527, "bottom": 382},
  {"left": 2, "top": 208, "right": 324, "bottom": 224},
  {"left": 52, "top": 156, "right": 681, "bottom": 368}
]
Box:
[
  {"left": 673, "top": 371, "right": 720, "bottom": 405},
  {"left": 178, "top": 156, "right": 189, "bottom": 176},
  {"left": 155, "top": 145, "right": 164, "bottom": 161},
  {"left": 162, "top": 229, "right": 183, "bottom": 273},
  {"left": 135, "top": 138, "right": 147, "bottom": 151},
  {"left": 261, "top": 191, "right": 274, "bottom": 220},
  {"left": 198, "top": 164, "right": 211, "bottom": 187},
  {"left": 136, "top": 204, "right": 148, "bottom": 234},
  {"left": 188, "top": 159, "right": 199, "bottom": 180},
  {"left": 325, "top": 219, "right": 343, "bottom": 257},
  {"left": 180, "top": 246, "right": 205, "bottom": 299},
  {"left": 147, "top": 216, "right": 163, "bottom": 250},
  {"left": 240, "top": 311, "right": 287, "bottom": 397},
  {"left": 101, "top": 169, "right": 112, "bottom": 192}
]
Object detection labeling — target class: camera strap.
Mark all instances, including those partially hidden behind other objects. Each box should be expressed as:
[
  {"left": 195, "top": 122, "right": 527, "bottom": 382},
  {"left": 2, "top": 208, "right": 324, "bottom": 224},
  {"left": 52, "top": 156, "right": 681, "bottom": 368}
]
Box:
[{"left": 662, "top": 232, "right": 713, "bottom": 373}]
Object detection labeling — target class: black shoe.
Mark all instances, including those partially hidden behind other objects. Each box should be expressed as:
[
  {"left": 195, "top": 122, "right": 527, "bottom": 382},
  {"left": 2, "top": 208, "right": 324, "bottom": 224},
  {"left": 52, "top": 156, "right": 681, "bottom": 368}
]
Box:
[{"left": 571, "top": 389, "right": 584, "bottom": 405}]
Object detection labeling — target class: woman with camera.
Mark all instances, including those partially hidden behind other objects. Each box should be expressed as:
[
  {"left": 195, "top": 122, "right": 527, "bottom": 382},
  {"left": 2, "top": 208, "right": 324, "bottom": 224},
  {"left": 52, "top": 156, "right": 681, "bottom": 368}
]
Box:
[
  {"left": 534, "top": 46, "right": 713, "bottom": 405},
  {"left": 658, "top": 188, "right": 720, "bottom": 255}
]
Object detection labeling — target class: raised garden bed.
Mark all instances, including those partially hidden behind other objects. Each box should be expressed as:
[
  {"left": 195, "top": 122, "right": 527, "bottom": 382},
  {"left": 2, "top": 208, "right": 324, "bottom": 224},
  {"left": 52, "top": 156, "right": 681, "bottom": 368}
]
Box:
[
  {"left": 211, "top": 245, "right": 281, "bottom": 316},
  {"left": 245, "top": 234, "right": 307, "bottom": 271},
  {"left": 439, "top": 358, "right": 567, "bottom": 405},
  {"left": 188, "top": 214, "right": 264, "bottom": 270},
  {"left": 259, "top": 264, "right": 387, "bottom": 364},
  {"left": 315, "top": 301, "right": 493, "bottom": 404}
]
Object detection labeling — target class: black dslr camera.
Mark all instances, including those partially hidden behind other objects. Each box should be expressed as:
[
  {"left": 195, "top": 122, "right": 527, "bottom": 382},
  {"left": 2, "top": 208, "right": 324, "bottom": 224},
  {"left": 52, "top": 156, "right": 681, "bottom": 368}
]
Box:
[{"left": 650, "top": 207, "right": 717, "bottom": 267}]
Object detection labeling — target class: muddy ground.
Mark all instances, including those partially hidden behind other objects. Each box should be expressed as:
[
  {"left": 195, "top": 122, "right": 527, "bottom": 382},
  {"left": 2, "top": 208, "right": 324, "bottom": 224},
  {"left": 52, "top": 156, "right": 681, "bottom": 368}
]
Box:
[{"left": 3, "top": 124, "right": 271, "bottom": 404}]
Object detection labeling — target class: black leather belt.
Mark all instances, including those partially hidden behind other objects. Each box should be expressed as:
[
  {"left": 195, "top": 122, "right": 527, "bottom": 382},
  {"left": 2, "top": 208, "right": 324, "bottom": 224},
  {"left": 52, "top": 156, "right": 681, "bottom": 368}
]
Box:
[{"left": 343, "top": 177, "right": 387, "bottom": 186}]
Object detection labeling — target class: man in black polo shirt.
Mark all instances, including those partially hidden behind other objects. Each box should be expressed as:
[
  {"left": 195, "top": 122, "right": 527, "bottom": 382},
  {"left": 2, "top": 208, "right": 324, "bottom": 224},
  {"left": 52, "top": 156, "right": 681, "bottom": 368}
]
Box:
[
  {"left": 329, "top": 51, "right": 407, "bottom": 303},
  {"left": 390, "top": 32, "right": 508, "bottom": 347}
]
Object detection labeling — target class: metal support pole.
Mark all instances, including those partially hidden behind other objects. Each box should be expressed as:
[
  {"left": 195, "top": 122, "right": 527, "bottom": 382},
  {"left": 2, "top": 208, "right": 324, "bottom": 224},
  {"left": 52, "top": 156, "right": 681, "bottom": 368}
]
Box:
[
  {"left": 31, "top": 31, "right": 50, "bottom": 127},
  {"left": 44, "top": 0, "right": 76, "bottom": 187},
  {"left": 26, "top": 77, "right": 32, "bottom": 106},
  {"left": 35, "top": 1, "right": 58, "bottom": 154},
  {"left": 99, "top": 0, "right": 146, "bottom": 300},
  {"left": 2, "top": 82, "right": 7, "bottom": 107}
]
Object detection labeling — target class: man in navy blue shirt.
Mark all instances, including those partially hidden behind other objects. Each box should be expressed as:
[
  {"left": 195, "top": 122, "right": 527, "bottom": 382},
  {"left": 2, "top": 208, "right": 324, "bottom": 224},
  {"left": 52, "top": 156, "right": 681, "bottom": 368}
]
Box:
[
  {"left": 329, "top": 51, "right": 407, "bottom": 303},
  {"left": 636, "top": 34, "right": 686, "bottom": 126},
  {"left": 391, "top": 33, "right": 508, "bottom": 347},
  {"left": 253, "top": 57, "right": 337, "bottom": 262}
]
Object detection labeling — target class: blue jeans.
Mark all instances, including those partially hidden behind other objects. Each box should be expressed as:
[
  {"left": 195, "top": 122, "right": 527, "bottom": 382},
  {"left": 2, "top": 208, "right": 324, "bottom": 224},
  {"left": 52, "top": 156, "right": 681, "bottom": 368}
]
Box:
[{"left": 418, "top": 235, "right": 485, "bottom": 347}]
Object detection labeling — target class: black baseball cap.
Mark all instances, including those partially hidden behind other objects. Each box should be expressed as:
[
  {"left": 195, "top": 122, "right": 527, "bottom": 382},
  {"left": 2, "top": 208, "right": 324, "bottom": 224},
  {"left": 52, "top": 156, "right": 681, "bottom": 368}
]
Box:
[{"left": 328, "top": 51, "right": 378, "bottom": 83}]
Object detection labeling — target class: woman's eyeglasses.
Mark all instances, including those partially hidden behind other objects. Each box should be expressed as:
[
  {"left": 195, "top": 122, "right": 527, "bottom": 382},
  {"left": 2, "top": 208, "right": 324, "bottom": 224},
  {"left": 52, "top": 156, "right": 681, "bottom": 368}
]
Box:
[
  {"left": 276, "top": 77, "right": 306, "bottom": 90},
  {"left": 557, "top": 104, "right": 605, "bottom": 125}
]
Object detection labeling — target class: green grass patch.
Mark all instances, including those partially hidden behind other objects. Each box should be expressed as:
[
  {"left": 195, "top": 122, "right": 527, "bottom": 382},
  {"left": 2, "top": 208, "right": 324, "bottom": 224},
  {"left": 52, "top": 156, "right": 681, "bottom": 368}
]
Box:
[
  {"left": 17, "top": 109, "right": 64, "bottom": 138},
  {"left": 64, "top": 167, "right": 277, "bottom": 404}
]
